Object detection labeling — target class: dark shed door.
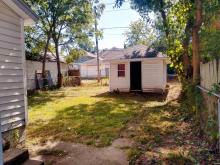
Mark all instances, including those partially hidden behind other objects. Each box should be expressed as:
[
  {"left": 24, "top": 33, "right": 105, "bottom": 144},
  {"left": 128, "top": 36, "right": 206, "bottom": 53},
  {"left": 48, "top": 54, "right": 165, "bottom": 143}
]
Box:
[{"left": 130, "top": 61, "right": 142, "bottom": 91}]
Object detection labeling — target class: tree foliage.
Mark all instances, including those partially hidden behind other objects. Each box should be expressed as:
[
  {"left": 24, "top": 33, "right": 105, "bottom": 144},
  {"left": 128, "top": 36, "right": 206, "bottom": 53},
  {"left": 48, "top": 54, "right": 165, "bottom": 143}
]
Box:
[
  {"left": 24, "top": 0, "right": 95, "bottom": 87},
  {"left": 65, "top": 49, "right": 86, "bottom": 64},
  {"left": 116, "top": 0, "right": 220, "bottom": 81},
  {"left": 124, "top": 19, "right": 157, "bottom": 47},
  {"left": 200, "top": 1, "right": 220, "bottom": 62}
]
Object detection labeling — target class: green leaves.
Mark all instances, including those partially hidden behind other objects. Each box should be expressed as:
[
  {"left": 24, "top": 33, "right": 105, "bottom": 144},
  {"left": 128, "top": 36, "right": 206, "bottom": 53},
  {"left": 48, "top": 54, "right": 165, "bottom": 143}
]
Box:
[
  {"left": 65, "top": 49, "right": 86, "bottom": 64},
  {"left": 124, "top": 19, "right": 157, "bottom": 47}
]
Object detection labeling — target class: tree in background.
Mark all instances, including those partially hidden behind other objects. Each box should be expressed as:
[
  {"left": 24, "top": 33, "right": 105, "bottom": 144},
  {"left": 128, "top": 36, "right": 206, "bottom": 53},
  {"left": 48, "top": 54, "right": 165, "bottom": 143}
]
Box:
[
  {"left": 49, "top": 0, "right": 93, "bottom": 87},
  {"left": 65, "top": 49, "right": 86, "bottom": 64},
  {"left": 25, "top": 0, "right": 94, "bottom": 88},
  {"left": 25, "top": 27, "right": 45, "bottom": 61},
  {"left": 116, "top": 0, "right": 220, "bottom": 83},
  {"left": 124, "top": 19, "right": 157, "bottom": 47},
  {"left": 116, "top": 0, "right": 190, "bottom": 78}
]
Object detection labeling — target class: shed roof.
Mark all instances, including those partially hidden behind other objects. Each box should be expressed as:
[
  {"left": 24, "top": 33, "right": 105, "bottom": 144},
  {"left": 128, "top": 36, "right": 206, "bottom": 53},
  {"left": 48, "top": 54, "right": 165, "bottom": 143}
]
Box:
[{"left": 102, "top": 45, "right": 166, "bottom": 61}]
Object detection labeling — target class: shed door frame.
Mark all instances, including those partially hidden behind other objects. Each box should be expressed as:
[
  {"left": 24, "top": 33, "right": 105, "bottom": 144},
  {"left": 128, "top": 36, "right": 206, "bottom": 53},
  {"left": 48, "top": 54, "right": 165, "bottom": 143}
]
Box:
[{"left": 130, "top": 61, "right": 142, "bottom": 91}]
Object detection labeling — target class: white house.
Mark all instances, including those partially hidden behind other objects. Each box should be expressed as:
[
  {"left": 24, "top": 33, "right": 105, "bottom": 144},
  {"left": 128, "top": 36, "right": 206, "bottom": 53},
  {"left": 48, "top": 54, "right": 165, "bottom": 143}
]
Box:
[
  {"left": 79, "top": 58, "right": 109, "bottom": 78},
  {"left": 0, "top": 0, "right": 37, "bottom": 134},
  {"left": 71, "top": 48, "right": 128, "bottom": 79},
  {"left": 107, "top": 45, "right": 168, "bottom": 93}
]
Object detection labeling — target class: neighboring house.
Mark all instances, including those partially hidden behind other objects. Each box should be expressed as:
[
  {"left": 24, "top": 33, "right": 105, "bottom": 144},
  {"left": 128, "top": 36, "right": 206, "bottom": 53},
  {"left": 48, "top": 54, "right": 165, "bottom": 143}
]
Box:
[
  {"left": 69, "top": 51, "right": 96, "bottom": 71},
  {"left": 74, "top": 51, "right": 97, "bottom": 64},
  {"left": 107, "top": 45, "right": 168, "bottom": 93},
  {"left": 26, "top": 52, "right": 68, "bottom": 90},
  {"left": 70, "top": 51, "right": 109, "bottom": 78},
  {"left": 0, "top": 0, "right": 37, "bottom": 138},
  {"left": 80, "top": 57, "right": 109, "bottom": 78},
  {"left": 73, "top": 49, "right": 124, "bottom": 78}
]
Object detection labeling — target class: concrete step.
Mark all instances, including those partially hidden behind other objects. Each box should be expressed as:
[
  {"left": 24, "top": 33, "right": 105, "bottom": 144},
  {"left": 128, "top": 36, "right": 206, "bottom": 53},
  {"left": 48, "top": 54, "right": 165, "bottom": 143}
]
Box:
[
  {"left": 4, "top": 148, "right": 29, "bottom": 165},
  {"left": 22, "top": 159, "right": 44, "bottom": 165}
]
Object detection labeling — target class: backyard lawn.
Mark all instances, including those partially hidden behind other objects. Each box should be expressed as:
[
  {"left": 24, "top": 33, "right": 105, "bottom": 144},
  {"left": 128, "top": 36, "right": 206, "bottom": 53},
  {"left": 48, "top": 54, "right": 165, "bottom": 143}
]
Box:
[
  {"left": 27, "top": 80, "right": 157, "bottom": 147},
  {"left": 27, "top": 80, "right": 218, "bottom": 164}
]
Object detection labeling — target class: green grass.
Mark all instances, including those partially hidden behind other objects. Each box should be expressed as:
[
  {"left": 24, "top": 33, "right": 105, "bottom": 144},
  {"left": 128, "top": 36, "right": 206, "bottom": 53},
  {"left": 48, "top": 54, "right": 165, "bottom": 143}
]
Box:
[
  {"left": 27, "top": 81, "right": 220, "bottom": 164},
  {"left": 27, "top": 82, "right": 165, "bottom": 147}
]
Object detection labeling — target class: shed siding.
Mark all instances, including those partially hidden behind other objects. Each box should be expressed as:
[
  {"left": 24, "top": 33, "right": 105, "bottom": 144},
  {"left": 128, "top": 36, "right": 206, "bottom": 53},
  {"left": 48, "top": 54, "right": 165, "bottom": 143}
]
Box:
[
  {"left": 142, "top": 60, "right": 166, "bottom": 92},
  {"left": 109, "top": 59, "right": 167, "bottom": 92},
  {"left": 110, "top": 62, "right": 130, "bottom": 92},
  {"left": 0, "top": 1, "right": 25, "bottom": 132}
]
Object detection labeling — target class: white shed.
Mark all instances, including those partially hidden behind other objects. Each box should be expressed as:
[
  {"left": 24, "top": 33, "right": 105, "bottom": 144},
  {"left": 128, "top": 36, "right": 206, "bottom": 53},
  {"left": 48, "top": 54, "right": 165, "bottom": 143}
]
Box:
[
  {"left": 108, "top": 45, "right": 168, "bottom": 93},
  {"left": 0, "top": 0, "right": 37, "bottom": 133}
]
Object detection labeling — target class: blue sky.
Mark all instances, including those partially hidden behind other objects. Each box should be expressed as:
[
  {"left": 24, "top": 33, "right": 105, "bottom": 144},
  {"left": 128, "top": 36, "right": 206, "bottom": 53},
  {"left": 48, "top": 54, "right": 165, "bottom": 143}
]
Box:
[{"left": 98, "top": 0, "right": 141, "bottom": 49}]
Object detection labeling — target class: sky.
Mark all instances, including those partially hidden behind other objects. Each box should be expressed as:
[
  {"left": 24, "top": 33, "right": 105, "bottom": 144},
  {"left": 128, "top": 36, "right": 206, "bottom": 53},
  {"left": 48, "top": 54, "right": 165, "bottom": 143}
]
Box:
[{"left": 98, "top": 0, "right": 141, "bottom": 49}]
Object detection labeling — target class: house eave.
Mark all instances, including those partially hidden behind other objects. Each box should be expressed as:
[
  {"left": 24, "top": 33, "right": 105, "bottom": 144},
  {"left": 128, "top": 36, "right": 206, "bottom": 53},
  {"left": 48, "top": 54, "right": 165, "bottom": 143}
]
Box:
[{"left": 3, "top": 0, "right": 38, "bottom": 26}]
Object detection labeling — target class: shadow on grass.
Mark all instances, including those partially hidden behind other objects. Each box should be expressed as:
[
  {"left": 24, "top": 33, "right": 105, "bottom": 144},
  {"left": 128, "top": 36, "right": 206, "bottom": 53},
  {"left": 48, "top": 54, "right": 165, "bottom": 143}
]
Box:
[
  {"left": 28, "top": 91, "right": 66, "bottom": 109},
  {"left": 93, "top": 89, "right": 169, "bottom": 103},
  {"left": 27, "top": 91, "right": 170, "bottom": 147},
  {"left": 28, "top": 97, "right": 144, "bottom": 146}
]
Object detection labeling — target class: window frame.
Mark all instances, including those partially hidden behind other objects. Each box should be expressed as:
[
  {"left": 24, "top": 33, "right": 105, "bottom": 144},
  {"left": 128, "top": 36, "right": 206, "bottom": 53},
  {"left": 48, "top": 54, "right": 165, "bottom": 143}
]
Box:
[{"left": 117, "top": 64, "right": 125, "bottom": 77}]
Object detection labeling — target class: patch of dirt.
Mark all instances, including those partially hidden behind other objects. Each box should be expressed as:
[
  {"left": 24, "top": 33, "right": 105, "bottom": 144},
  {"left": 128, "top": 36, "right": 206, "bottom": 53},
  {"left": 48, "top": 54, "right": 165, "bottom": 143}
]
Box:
[
  {"left": 166, "top": 80, "right": 182, "bottom": 102},
  {"left": 29, "top": 138, "right": 132, "bottom": 165}
]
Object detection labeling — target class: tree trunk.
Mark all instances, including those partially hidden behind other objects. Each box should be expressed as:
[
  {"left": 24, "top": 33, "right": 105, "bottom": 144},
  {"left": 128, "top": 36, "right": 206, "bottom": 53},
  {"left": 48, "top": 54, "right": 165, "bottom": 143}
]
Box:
[
  {"left": 159, "top": 0, "right": 169, "bottom": 37},
  {"left": 183, "top": 40, "right": 190, "bottom": 77},
  {"left": 192, "top": 0, "right": 202, "bottom": 84},
  {"left": 42, "top": 35, "right": 50, "bottom": 87},
  {"left": 94, "top": 6, "right": 100, "bottom": 83},
  {"left": 54, "top": 40, "right": 62, "bottom": 88},
  {"left": 183, "top": 19, "right": 193, "bottom": 79}
]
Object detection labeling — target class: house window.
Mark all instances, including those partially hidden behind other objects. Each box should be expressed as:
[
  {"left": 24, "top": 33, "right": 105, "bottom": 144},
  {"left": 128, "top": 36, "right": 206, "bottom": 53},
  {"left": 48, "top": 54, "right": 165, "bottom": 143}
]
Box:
[{"left": 118, "top": 64, "right": 125, "bottom": 77}]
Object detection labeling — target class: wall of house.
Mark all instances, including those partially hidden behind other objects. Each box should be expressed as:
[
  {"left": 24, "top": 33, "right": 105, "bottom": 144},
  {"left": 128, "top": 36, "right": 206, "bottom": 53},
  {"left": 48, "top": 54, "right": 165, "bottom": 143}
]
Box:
[
  {"left": 142, "top": 59, "right": 167, "bottom": 92},
  {"left": 0, "top": 1, "right": 26, "bottom": 132},
  {"left": 109, "top": 61, "right": 130, "bottom": 92},
  {"left": 26, "top": 60, "right": 68, "bottom": 90},
  {"left": 80, "top": 63, "right": 109, "bottom": 78}
]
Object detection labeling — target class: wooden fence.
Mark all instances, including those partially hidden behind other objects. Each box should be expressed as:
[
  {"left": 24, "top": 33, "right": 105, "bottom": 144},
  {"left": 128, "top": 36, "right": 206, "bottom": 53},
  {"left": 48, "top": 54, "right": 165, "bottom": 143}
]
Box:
[
  {"left": 200, "top": 60, "right": 220, "bottom": 148},
  {"left": 200, "top": 59, "right": 220, "bottom": 90}
]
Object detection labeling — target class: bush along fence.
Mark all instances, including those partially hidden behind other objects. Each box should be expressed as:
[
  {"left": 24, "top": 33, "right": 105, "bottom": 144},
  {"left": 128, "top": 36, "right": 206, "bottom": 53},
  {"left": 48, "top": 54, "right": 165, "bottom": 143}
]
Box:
[{"left": 198, "top": 59, "right": 220, "bottom": 151}]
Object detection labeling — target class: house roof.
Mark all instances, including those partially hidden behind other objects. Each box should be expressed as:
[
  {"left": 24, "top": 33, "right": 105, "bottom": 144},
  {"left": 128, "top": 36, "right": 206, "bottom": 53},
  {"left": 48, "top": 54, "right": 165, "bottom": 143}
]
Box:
[
  {"left": 26, "top": 52, "right": 66, "bottom": 63},
  {"left": 81, "top": 57, "right": 104, "bottom": 65},
  {"left": 74, "top": 51, "right": 96, "bottom": 64},
  {"left": 44, "top": 52, "right": 66, "bottom": 63},
  {"left": 102, "top": 45, "right": 166, "bottom": 61},
  {"left": 74, "top": 56, "right": 95, "bottom": 64},
  {"left": 3, "top": 0, "right": 38, "bottom": 25}
]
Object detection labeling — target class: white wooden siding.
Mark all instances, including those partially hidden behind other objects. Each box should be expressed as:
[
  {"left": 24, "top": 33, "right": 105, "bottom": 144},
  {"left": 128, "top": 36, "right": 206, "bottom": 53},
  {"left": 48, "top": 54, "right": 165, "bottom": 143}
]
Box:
[
  {"left": 109, "top": 59, "right": 167, "bottom": 92},
  {"left": 87, "top": 66, "right": 97, "bottom": 77},
  {"left": 0, "top": 1, "right": 25, "bottom": 132},
  {"left": 142, "top": 60, "right": 165, "bottom": 91},
  {"left": 109, "top": 62, "right": 130, "bottom": 92},
  {"left": 80, "top": 63, "right": 109, "bottom": 78},
  {"left": 26, "top": 60, "right": 68, "bottom": 90}
]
